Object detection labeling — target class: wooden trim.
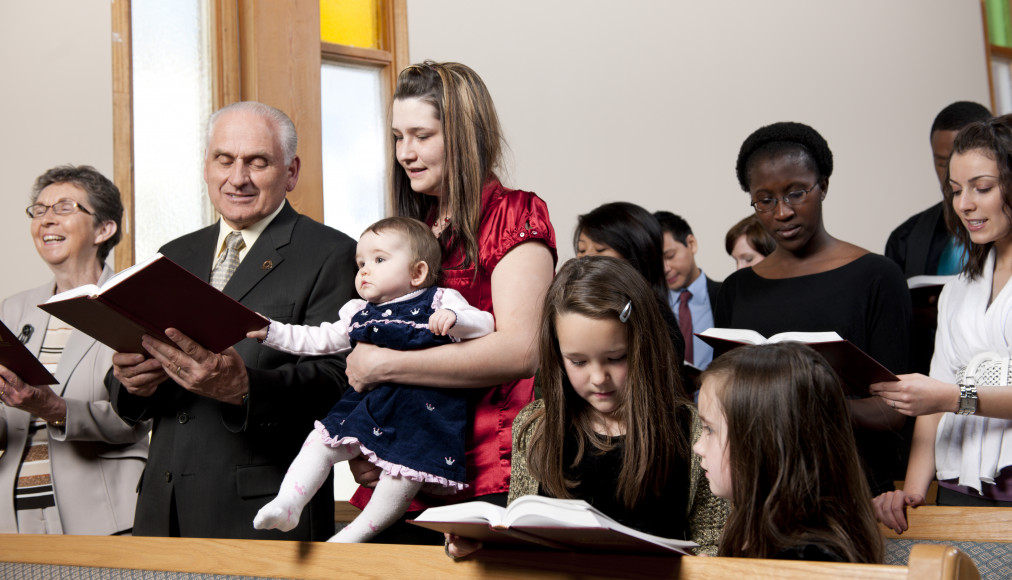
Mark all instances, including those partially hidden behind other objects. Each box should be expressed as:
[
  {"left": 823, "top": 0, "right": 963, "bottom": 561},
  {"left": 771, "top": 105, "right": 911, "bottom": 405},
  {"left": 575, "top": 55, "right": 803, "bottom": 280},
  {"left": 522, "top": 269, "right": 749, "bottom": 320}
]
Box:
[
  {"left": 390, "top": 0, "right": 409, "bottom": 76},
  {"left": 880, "top": 506, "right": 1012, "bottom": 542},
  {"left": 111, "top": 0, "right": 135, "bottom": 271},
  {"left": 334, "top": 500, "right": 361, "bottom": 523},
  {"left": 0, "top": 534, "right": 966, "bottom": 580},
  {"left": 237, "top": 0, "right": 324, "bottom": 221},
  {"left": 321, "top": 42, "right": 392, "bottom": 66},
  {"left": 983, "top": 0, "right": 997, "bottom": 113},
  {"left": 211, "top": 0, "right": 242, "bottom": 111},
  {"left": 991, "top": 44, "right": 1012, "bottom": 60}
]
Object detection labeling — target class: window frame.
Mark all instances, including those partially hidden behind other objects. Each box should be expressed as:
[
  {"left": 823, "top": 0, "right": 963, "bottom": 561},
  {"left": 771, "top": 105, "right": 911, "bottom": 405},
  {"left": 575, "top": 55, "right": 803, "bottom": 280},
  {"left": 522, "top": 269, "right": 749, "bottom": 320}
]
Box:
[{"left": 111, "top": 0, "right": 407, "bottom": 271}]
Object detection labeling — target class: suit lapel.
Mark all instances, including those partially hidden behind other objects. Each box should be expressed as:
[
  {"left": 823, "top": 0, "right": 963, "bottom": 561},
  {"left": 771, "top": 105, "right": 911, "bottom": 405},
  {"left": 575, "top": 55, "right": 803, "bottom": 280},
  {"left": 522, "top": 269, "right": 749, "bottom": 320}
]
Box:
[
  {"left": 173, "top": 225, "right": 219, "bottom": 283},
  {"left": 23, "top": 267, "right": 113, "bottom": 396},
  {"left": 222, "top": 203, "right": 295, "bottom": 302}
]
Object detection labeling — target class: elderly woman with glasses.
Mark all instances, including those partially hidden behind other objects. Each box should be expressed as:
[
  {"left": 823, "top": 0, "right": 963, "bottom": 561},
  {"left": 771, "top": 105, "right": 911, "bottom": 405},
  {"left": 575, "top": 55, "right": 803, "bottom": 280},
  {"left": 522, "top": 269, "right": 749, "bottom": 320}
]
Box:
[
  {"left": 0, "top": 165, "right": 148, "bottom": 535},
  {"left": 713, "top": 122, "right": 912, "bottom": 497}
]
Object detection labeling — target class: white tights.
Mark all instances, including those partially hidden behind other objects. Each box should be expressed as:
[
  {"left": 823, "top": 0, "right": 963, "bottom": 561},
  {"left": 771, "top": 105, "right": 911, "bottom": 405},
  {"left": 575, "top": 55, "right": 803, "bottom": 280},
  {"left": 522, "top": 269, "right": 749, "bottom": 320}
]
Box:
[{"left": 253, "top": 429, "right": 423, "bottom": 542}]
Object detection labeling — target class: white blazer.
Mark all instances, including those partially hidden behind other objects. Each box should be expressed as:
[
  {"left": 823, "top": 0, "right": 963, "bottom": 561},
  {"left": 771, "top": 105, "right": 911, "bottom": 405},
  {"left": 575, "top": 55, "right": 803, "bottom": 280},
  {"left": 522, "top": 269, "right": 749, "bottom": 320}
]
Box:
[{"left": 0, "top": 266, "right": 149, "bottom": 534}]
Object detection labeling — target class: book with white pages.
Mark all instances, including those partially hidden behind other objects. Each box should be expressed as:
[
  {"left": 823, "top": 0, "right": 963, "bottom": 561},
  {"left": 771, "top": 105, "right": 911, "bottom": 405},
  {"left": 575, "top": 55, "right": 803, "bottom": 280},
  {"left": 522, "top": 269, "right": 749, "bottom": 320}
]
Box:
[
  {"left": 697, "top": 328, "right": 898, "bottom": 395},
  {"left": 409, "top": 495, "right": 697, "bottom": 555},
  {"left": 39, "top": 253, "right": 265, "bottom": 354},
  {"left": 906, "top": 274, "right": 956, "bottom": 290}
]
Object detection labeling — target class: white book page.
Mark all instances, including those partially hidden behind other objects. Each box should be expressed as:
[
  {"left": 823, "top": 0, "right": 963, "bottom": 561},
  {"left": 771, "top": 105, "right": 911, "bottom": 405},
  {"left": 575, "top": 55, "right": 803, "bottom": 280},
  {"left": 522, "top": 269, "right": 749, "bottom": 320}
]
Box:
[
  {"left": 504, "top": 496, "right": 604, "bottom": 528},
  {"left": 44, "top": 284, "right": 102, "bottom": 303},
  {"left": 697, "top": 328, "right": 768, "bottom": 344},
  {"left": 907, "top": 274, "right": 956, "bottom": 289},
  {"left": 413, "top": 500, "right": 506, "bottom": 526},
  {"left": 98, "top": 253, "right": 165, "bottom": 292},
  {"left": 767, "top": 331, "right": 842, "bottom": 344}
]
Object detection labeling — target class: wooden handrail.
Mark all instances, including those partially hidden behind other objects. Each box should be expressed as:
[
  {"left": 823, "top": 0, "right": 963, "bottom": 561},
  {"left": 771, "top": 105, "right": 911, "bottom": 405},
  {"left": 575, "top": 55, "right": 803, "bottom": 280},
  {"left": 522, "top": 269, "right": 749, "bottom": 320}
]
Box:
[
  {"left": 879, "top": 506, "right": 1012, "bottom": 542},
  {"left": 0, "top": 534, "right": 979, "bottom": 579}
]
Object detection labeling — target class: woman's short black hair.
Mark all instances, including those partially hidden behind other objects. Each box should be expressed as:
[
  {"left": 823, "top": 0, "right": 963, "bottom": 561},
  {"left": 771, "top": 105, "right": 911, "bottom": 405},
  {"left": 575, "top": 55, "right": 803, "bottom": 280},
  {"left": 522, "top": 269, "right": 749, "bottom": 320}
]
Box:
[{"left": 735, "top": 122, "right": 833, "bottom": 191}]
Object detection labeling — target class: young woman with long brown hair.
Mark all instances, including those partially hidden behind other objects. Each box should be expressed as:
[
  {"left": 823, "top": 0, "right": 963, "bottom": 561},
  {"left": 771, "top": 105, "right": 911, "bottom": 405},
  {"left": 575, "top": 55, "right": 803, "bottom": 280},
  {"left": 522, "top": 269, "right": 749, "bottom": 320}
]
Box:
[{"left": 344, "top": 61, "right": 558, "bottom": 542}]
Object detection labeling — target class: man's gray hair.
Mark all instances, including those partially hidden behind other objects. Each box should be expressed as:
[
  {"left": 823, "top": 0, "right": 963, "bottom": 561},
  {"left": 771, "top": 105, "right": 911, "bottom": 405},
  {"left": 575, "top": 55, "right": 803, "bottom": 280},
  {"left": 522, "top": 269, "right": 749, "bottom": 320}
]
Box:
[{"left": 206, "top": 101, "right": 298, "bottom": 164}]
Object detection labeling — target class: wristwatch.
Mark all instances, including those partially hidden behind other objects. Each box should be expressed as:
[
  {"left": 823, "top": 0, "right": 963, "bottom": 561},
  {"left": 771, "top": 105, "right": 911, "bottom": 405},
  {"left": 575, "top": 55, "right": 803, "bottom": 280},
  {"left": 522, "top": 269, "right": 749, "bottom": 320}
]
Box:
[{"left": 957, "top": 381, "right": 978, "bottom": 416}]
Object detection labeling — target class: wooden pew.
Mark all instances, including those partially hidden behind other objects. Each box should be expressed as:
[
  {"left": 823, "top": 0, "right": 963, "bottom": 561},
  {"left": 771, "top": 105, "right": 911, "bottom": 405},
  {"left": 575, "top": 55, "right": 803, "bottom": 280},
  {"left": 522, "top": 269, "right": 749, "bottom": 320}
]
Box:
[
  {"left": 0, "top": 534, "right": 979, "bottom": 580},
  {"left": 879, "top": 506, "right": 1012, "bottom": 542},
  {"left": 879, "top": 506, "right": 1011, "bottom": 579}
]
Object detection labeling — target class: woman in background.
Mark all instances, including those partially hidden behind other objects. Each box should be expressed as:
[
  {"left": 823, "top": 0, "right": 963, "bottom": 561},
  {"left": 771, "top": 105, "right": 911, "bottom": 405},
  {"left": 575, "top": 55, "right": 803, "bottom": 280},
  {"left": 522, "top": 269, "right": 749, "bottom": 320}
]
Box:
[
  {"left": 0, "top": 165, "right": 148, "bottom": 534},
  {"left": 724, "top": 215, "right": 775, "bottom": 270},
  {"left": 574, "top": 201, "right": 686, "bottom": 367}
]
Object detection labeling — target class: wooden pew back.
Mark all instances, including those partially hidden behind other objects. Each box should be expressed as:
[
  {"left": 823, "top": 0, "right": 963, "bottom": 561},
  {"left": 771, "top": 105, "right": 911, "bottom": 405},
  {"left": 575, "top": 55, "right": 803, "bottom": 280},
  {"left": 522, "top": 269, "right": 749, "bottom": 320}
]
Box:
[{"left": 0, "top": 534, "right": 979, "bottom": 580}]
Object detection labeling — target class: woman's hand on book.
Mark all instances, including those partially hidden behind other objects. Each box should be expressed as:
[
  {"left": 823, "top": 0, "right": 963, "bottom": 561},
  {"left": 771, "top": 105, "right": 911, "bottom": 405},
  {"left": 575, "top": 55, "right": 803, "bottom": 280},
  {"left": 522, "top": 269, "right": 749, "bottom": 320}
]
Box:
[
  {"left": 870, "top": 373, "right": 958, "bottom": 417},
  {"left": 444, "top": 533, "right": 482, "bottom": 560},
  {"left": 0, "top": 364, "right": 67, "bottom": 422}
]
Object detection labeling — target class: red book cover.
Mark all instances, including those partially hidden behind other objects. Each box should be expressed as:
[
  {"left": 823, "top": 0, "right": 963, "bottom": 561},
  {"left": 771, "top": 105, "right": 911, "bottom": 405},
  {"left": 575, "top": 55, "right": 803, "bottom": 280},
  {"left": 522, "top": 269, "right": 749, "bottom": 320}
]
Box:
[
  {"left": 0, "top": 320, "right": 57, "bottom": 386},
  {"left": 38, "top": 254, "right": 265, "bottom": 354}
]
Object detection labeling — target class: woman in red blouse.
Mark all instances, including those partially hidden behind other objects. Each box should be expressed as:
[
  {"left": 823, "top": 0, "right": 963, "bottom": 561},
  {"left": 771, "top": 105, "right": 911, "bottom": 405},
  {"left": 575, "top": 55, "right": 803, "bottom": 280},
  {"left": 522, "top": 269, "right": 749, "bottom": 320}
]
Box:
[{"left": 345, "top": 61, "right": 558, "bottom": 542}]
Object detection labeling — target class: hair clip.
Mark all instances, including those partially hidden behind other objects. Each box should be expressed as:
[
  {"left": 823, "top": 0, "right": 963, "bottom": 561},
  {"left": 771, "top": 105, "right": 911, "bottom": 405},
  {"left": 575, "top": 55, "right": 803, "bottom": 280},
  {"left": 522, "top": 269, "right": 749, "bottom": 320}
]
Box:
[{"left": 619, "top": 301, "right": 633, "bottom": 323}]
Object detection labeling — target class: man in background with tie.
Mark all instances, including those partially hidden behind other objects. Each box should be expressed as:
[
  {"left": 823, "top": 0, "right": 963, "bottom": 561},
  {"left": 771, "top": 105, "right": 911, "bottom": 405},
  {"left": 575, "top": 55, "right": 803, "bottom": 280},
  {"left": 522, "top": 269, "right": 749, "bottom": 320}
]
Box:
[
  {"left": 106, "top": 101, "right": 357, "bottom": 539},
  {"left": 654, "top": 211, "right": 720, "bottom": 374}
]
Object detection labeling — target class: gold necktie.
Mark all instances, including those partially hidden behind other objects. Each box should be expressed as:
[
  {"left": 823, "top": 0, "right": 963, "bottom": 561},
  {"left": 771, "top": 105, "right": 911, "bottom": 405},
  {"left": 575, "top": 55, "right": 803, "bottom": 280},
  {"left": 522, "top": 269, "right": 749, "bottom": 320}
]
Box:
[{"left": 211, "top": 231, "right": 245, "bottom": 290}]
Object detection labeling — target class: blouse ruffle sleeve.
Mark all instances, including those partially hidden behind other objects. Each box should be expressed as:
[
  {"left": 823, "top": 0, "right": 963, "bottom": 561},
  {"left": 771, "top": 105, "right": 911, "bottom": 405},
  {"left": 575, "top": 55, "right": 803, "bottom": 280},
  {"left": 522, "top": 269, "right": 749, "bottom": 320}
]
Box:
[{"left": 477, "top": 185, "right": 558, "bottom": 275}]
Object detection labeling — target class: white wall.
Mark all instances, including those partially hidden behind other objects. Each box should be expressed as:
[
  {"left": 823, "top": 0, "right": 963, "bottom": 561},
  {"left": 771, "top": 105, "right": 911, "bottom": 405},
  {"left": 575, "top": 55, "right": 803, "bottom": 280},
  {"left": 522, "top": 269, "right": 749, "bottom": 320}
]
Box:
[
  {"left": 0, "top": 1, "right": 114, "bottom": 300},
  {"left": 405, "top": 0, "right": 991, "bottom": 280}
]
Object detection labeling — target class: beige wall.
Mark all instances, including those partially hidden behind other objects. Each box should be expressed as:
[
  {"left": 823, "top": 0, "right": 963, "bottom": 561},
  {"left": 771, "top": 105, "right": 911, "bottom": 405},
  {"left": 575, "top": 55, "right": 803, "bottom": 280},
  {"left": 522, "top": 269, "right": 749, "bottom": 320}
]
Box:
[
  {"left": 406, "top": 0, "right": 991, "bottom": 280},
  {"left": 0, "top": 1, "right": 114, "bottom": 300},
  {"left": 0, "top": 2, "right": 991, "bottom": 291}
]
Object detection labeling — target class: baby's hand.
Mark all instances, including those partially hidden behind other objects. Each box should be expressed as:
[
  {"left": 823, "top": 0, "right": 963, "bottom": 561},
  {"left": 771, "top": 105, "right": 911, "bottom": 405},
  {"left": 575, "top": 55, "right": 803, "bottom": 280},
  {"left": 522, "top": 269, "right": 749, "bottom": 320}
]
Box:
[
  {"left": 429, "top": 309, "right": 457, "bottom": 336},
  {"left": 246, "top": 314, "right": 270, "bottom": 341}
]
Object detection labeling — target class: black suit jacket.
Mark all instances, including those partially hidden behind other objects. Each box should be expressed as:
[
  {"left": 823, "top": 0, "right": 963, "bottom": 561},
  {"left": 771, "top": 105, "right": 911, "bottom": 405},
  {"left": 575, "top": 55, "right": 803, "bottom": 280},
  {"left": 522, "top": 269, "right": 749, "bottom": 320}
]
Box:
[
  {"left": 108, "top": 203, "right": 357, "bottom": 540},
  {"left": 885, "top": 202, "right": 948, "bottom": 277},
  {"left": 705, "top": 275, "right": 721, "bottom": 321}
]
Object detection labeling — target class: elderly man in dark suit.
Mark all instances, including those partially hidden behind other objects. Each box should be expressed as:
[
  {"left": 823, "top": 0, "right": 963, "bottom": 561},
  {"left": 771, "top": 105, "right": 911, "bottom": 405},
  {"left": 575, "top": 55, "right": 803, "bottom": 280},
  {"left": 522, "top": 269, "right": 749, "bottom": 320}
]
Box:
[{"left": 107, "top": 101, "right": 356, "bottom": 540}]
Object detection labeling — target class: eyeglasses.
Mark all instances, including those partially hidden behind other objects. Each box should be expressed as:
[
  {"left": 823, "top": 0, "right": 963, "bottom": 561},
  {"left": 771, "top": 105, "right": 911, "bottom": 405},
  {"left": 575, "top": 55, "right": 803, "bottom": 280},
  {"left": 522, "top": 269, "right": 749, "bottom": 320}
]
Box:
[
  {"left": 750, "top": 183, "right": 821, "bottom": 214},
  {"left": 26, "top": 199, "right": 93, "bottom": 219}
]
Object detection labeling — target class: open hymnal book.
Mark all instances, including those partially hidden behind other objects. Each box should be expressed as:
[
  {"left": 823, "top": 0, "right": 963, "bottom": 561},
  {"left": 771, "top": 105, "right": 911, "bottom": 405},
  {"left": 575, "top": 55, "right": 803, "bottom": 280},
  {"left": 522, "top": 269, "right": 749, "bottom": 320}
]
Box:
[
  {"left": 409, "top": 495, "right": 697, "bottom": 555},
  {"left": 697, "top": 328, "right": 898, "bottom": 396},
  {"left": 39, "top": 253, "right": 265, "bottom": 354}
]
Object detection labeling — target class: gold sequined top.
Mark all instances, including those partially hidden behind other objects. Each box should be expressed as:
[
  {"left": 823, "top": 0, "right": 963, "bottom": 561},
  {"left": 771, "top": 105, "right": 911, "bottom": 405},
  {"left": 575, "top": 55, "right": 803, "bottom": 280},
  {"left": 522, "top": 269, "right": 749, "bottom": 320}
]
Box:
[{"left": 507, "top": 400, "right": 729, "bottom": 555}]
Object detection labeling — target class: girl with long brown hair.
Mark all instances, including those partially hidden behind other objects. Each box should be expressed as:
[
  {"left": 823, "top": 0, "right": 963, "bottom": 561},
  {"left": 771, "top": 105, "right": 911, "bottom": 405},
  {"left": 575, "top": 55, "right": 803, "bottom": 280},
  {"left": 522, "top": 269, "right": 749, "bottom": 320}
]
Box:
[
  {"left": 448, "top": 256, "right": 728, "bottom": 557},
  {"left": 696, "top": 343, "right": 883, "bottom": 562}
]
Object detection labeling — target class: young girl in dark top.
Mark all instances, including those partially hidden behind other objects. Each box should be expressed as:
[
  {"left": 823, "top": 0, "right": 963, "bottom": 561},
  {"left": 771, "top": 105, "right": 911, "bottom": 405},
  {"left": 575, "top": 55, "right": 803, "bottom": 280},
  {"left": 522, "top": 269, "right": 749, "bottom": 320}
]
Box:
[
  {"left": 446, "top": 256, "right": 728, "bottom": 558},
  {"left": 694, "top": 343, "right": 883, "bottom": 563}
]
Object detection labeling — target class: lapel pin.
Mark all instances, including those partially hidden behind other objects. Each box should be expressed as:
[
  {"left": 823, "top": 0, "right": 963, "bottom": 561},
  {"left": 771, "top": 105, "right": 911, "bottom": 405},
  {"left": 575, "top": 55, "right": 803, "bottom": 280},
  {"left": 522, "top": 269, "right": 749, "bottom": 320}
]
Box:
[{"left": 261, "top": 260, "right": 273, "bottom": 270}]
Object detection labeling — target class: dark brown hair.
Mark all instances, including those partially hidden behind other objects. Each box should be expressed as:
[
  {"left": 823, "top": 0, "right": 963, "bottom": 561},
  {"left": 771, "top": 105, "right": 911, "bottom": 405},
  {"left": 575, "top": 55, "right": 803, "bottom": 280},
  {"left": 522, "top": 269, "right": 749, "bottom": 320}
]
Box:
[
  {"left": 702, "top": 343, "right": 883, "bottom": 563},
  {"left": 392, "top": 61, "right": 505, "bottom": 273},
  {"left": 523, "top": 256, "right": 690, "bottom": 509},
  {"left": 943, "top": 114, "right": 1012, "bottom": 280},
  {"left": 364, "top": 217, "right": 442, "bottom": 287}
]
